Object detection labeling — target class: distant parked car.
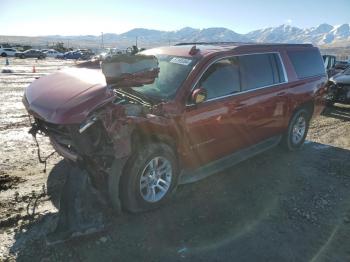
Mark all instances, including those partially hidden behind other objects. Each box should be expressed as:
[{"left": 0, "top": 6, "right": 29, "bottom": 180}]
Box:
[
  {"left": 323, "top": 55, "right": 337, "bottom": 77},
  {"left": 326, "top": 66, "right": 350, "bottom": 105},
  {"left": 0, "top": 47, "right": 18, "bottom": 57},
  {"left": 59, "top": 51, "right": 83, "bottom": 60},
  {"left": 79, "top": 50, "right": 95, "bottom": 60},
  {"left": 43, "top": 49, "right": 63, "bottom": 58},
  {"left": 15, "top": 49, "right": 46, "bottom": 59},
  {"left": 335, "top": 61, "right": 349, "bottom": 70}
]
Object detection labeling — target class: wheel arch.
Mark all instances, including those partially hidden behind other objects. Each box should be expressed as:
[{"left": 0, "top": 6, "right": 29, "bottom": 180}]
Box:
[
  {"left": 130, "top": 127, "right": 177, "bottom": 156},
  {"left": 292, "top": 100, "right": 315, "bottom": 120},
  {"left": 117, "top": 128, "right": 180, "bottom": 212}
]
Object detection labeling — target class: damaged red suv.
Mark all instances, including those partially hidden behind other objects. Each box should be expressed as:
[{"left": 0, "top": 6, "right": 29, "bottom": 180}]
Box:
[{"left": 23, "top": 43, "right": 327, "bottom": 212}]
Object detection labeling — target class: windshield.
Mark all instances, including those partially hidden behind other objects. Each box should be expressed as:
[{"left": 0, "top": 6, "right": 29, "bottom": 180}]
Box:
[{"left": 130, "top": 54, "right": 197, "bottom": 100}]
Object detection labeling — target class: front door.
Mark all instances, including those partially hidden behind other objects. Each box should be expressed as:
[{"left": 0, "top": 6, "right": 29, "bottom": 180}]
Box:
[{"left": 183, "top": 58, "right": 244, "bottom": 168}]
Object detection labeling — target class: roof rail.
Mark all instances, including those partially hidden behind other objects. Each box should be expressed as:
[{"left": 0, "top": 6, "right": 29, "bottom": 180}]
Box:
[
  {"left": 175, "top": 42, "right": 252, "bottom": 46},
  {"left": 175, "top": 42, "right": 313, "bottom": 47}
]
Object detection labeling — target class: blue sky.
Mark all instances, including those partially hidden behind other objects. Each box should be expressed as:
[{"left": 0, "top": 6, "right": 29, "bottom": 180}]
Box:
[{"left": 1, "top": 0, "right": 349, "bottom": 36}]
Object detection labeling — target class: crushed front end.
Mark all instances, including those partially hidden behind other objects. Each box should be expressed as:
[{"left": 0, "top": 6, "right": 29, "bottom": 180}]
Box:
[{"left": 22, "top": 55, "right": 159, "bottom": 242}]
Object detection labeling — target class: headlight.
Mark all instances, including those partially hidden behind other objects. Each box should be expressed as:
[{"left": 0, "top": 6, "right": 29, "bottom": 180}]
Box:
[{"left": 79, "top": 116, "right": 98, "bottom": 133}]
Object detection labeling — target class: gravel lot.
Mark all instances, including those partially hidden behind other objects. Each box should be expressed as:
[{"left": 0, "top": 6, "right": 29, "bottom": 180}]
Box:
[{"left": 0, "top": 57, "right": 350, "bottom": 262}]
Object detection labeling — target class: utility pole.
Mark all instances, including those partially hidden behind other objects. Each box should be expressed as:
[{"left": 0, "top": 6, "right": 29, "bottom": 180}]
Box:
[
  {"left": 101, "top": 32, "right": 104, "bottom": 50},
  {"left": 135, "top": 36, "right": 138, "bottom": 48}
]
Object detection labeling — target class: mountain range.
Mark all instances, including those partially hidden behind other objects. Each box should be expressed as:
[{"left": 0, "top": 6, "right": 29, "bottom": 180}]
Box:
[{"left": 1, "top": 23, "right": 350, "bottom": 49}]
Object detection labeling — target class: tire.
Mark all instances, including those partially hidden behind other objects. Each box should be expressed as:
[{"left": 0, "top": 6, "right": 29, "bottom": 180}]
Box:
[
  {"left": 119, "top": 142, "right": 178, "bottom": 213},
  {"left": 1, "top": 53, "right": 7, "bottom": 57},
  {"left": 20, "top": 55, "right": 24, "bottom": 59},
  {"left": 281, "top": 108, "right": 310, "bottom": 151},
  {"left": 47, "top": 160, "right": 70, "bottom": 209}
]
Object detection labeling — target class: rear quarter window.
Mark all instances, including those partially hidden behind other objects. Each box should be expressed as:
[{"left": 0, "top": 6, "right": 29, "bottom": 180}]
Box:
[{"left": 288, "top": 49, "right": 326, "bottom": 79}]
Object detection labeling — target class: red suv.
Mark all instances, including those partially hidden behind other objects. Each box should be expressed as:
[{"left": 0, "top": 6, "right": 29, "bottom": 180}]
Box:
[{"left": 23, "top": 43, "right": 327, "bottom": 212}]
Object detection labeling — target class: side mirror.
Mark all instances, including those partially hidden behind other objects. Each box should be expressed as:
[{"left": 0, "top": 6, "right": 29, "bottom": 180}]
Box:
[{"left": 191, "top": 88, "right": 207, "bottom": 104}]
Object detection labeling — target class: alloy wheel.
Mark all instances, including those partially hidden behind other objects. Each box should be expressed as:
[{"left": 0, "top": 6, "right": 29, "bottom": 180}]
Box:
[{"left": 139, "top": 156, "right": 172, "bottom": 203}]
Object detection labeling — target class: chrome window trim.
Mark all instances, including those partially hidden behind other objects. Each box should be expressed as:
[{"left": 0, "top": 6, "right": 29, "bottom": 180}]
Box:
[
  {"left": 187, "top": 52, "right": 289, "bottom": 106},
  {"left": 203, "top": 82, "right": 286, "bottom": 103}
]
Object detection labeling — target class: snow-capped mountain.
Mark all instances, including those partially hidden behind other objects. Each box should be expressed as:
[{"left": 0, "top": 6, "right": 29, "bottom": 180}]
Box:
[
  {"left": 118, "top": 23, "right": 350, "bottom": 46},
  {"left": 118, "top": 27, "right": 249, "bottom": 44},
  {"left": 1, "top": 23, "right": 349, "bottom": 48},
  {"left": 246, "top": 23, "right": 350, "bottom": 45}
]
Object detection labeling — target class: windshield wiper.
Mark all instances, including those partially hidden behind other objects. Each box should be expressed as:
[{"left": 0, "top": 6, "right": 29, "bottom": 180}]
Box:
[
  {"left": 113, "top": 87, "right": 153, "bottom": 107},
  {"left": 112, "top": 86, "right": 162, "bottom": 104}
]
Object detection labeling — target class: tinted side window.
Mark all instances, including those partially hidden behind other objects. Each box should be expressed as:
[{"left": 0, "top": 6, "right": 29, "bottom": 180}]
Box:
[
  {"left": 288, "top": 49, "right": 325, "bottom": 79},
  {"left": 200, "top": 58, "right": 240, "bottom": 100},
  {"left": 239, "top": 54, "right": 276, "bottom": 91}
]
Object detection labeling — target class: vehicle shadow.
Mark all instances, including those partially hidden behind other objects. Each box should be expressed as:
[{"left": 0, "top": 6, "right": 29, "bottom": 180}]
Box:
[
  {"left": 9, "top": 142, "right": 350, "bottom": 262},
  {"left": 322, "top": 104, "right": 350, "bottom": 121}
]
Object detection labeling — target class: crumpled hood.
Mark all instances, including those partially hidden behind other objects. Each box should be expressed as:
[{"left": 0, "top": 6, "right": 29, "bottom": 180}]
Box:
[{"left": 24, "top": 68, "right": 114, "bottom": 124}]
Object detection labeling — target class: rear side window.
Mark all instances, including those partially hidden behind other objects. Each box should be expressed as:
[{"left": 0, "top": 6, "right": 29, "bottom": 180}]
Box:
[
  {"left": 288, "top": 49, "right": 325, "bottom": 79},
  {"left": 239, "top": 53, "right": 285, "bottom": 91},
  {"left": 193, "top": 52, "right": 287, "bottom": 102},
  {"left": 199, "top": 58, "right": 240, "bottom": 100}
]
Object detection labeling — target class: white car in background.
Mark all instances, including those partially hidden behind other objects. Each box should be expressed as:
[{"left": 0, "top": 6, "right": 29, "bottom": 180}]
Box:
[
  {"left": 43, "top": 49, "right": 62, "bottom": 58},
  {"left": 0, "top": 47, "right": 18, "bottom": 57}
]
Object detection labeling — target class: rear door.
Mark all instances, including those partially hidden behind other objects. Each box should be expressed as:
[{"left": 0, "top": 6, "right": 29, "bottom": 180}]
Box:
[{"left": 235, "top": 53, "right": 289, "bottom": 144}]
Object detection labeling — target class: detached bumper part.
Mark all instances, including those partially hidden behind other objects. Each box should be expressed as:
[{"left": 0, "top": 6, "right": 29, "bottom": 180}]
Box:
[
  {"left": 46, "top": 163, "right": 110, "bottom": 244},
  {"left": 45, "top": 157, "right": 128, "bottom": 244}
]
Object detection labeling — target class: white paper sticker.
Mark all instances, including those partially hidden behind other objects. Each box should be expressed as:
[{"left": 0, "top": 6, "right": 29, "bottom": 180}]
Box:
[{"left": 170, "top": 57, "right": 192, "bottom": 66}]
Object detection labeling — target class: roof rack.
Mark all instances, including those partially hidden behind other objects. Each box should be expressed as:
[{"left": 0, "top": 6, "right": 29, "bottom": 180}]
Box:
[
  {"left": 175, "top": 42, "right": 313, "bottom": 47},
  {"left": 175, "top": 42, "right": 252, "bottom": 46}
]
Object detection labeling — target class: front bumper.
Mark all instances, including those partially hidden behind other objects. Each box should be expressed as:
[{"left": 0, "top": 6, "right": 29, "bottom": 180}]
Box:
[{"left": 29, "top": 118, "right": 80, "bottom": 162}]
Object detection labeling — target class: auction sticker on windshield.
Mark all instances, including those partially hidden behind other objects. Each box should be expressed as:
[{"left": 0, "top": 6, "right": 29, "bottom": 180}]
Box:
[{"left": 170, "top": 57, "right": 192, "bottom": 66}]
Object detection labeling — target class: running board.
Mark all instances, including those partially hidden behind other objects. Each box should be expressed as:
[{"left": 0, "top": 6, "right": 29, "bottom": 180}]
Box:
[{"left": 179, "top": 135, "right": 282, "bottom": 185}]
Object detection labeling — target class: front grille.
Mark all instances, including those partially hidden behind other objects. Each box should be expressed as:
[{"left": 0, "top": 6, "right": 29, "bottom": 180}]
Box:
[
  {"left": 336, "top": 84, "right": 350, "bottom": 102},
  {"left": 338, "top": 84, "right": 350, "bottom": 90}
]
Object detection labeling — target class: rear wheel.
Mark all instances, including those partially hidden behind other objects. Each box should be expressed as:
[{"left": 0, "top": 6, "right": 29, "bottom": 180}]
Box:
[
  {"left": 282, "top": 108, "right": 310, "bottom": 151},
  {"left": 119, "top": 143, "right": 178, "bottom": 213},
  {"left": 1, "top": 53, "right": 7, "bottom": 57}
]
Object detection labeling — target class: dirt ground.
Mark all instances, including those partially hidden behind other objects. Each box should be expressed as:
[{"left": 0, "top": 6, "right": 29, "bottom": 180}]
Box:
[{"left": 1, "top": 57, "right": 350, "bottom": 262}]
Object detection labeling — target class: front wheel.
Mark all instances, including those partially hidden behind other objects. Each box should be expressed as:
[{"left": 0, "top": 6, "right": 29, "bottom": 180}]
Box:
[
  {"left": 119, "top": 143, "right": 178, "bottom": 213},
  {"left": 282, "top": 108, "right": 310, "bottom": 151},
  {"left": 1, "top": 53, "right": 7, "bottom": 57}
]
